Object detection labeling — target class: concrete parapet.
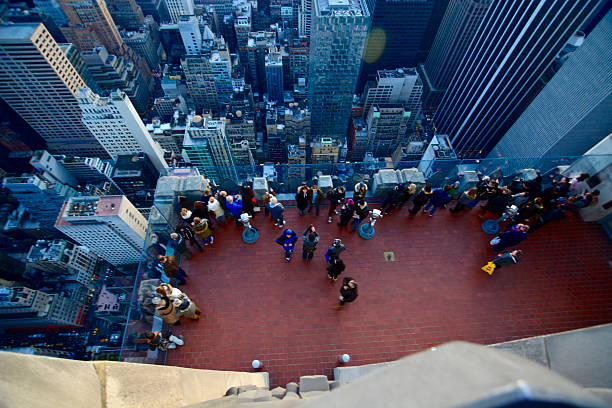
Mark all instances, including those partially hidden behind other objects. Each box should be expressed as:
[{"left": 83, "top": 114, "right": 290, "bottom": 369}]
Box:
[
  {"left": 372, "top": 169, "right": 399, "bottom": 197},
  {"left": 298, "top": 375, "right": 329, "bottom": 392},
  {"left": 252, "top": 177, "right": 269, "bottom": 200},
  {"left": 457, "top": 170, "right": 479, "bottom": 193},
  {"left": 396, "top": 168, "right": 426, "bottom": 187},
  {"left": 317, "top": 176, "right": 333, "bottom": 193},
  {"left": 0, "top": 351, "right": 268, "bottom": 408}
]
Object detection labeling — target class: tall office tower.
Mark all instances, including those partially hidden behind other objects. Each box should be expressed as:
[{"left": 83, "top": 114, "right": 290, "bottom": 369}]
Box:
[
  {"left": 164, "top": 0, "right": 195, "bottom": 22},
  {"left": 298, "top": 0, "right": 311, "bottom": 37},
  {"left": 26, "top": 239, "right": 99, "bottom": 286},
  {"left": 418, "top": 0, "right": 491, "bottom": 112},
  {"left": 77, "top": 89, "right": 168, "bottom": 173},
  {"left": 287, "top": 140, "right": 307, "bottom": 189},
  {"left": 308, "top": 0, "right": 371, "bottom": 140},
  {"left": 178, "top": 15, "right": 202, "bottom": 55},
  {"left": 135, "top": 0, "right": 170, "bottom": 23},
  {"left": 58, "top": 43, "right": 100, "bottom": 94},
  {"left": 284, "top": 103, "right": 311, "bottom": 145},
  {"left": 106, "top": 0, "right": 145, "bottom": 30},
  {"left": 122, "top": 18, "right": 163, "bottom": 71},
  {"left": 265, "top": 104, "right": 288, "bottom": 162},
  {"left": 4, "top": 4, "right": 67, "bottom": 44},
  {"left": 55, "top": 196, "right": 147, "bottom": 266},
  {"left": 265, "top": 51, "right": 284, "bottom": 102},
  {"left": 358, "top": 0, "right": 434, "bottom": 92},
  {"left": 222, "top": 111, "right": 256, "bottom": 167},
  {"left": 0, "top": 23, "right": 107, "bottom": 158},
  {"left": 182, "top": 115, "right": 238, "bottom": 181},
  {"left": 81, "top": 46, "right": 152, "bottom": 114},
  {"left": 348, "top": 116, "right": 369, "bottom": 161},
  {"left": 288, "top": 37, "right": 309, "bottom": 87},
  {"left": 58, "top": 0, "right": 153, "bottom": 84},
  {"left": 362, "top": 68, "right": 423, "bottom": 131},
  {"left": 490, "top": 9, "right": 612, "bottom": 159},
  {"left": 234, "top": 0, "right": 253, "bottom": 62},
  {"left": 112, "top": 154, "right": 159, "bottom": 206},
  {"left": 160, "top": 23, "right": 185, "bottom": 64},
  {"left": 182, "top": 56, "right": 219, "bottom": 113},
  {"left": 246, "top": 31, "right": 276, "bottom": 96},
  {"left": 206, "top": 34, "right": 233, "bottom": 104},
  {"left": 33, "top": 0, "right": 69, "bottom": 26},
  {"left": 434, "top": 0, "right": 600, "bottom": 158},
  {"left": 365, "top": 104, "right": 410, "bottom": 158},
  {"left": 0, "top": 285, "right": 86, "bottom": 328}
]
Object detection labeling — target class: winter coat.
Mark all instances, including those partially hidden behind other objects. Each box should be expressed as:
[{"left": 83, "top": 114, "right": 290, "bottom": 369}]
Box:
[
  {"left": 176, "top": 225, "right": 196, "bottom": 243},
  {"left": 155, "top": 297, "right": 180, "bottom": 325},
  {"left": 339, "top": 204, "right": 355, "bottom": 226},
  {"left": 354, "top": 203, "right": 369, "bottom": 220},
  {"left": 295, "top": 190, "right": 310, "bottom": 210},
  {"left": 192, "top": 202, "right": 208, "bottom": 219},
  {"left": 181, "top": 209, "right": 195, "bottom": 225},
  {"left": 327, "top": 188, "right": 346, "bottom": 205},
  {"left": 494, "top": 226, "right": 528, "bottom": 250},
  {"left": 267, "top": 202, "right": 284, "bottom": 220},
  {"left": 226, "top": 199, "right": 243, "bottom": 216},
  {"left": 275, "top": 231, "right": 298, "bottom": 250},
  {"left": 325, "top": 244, "right": 345, "bottom": 262},
  {"left": 386, "top": 185, "right": 404, "bottom": 202},
  {"left": 312, "top": 187, "right": 324, "bottom": 205},
  {"left": 457, "top": 191, "right": 476, "bottom": 206},
  {"left": 492, "top": 252, "right": 520, "bottom": 268},
  {"left": 302, "top": 229, "right": 319, "bottom": 252},
  {"left": 485, "top": 193, "right": 511, "bottom": 215},
  {"left": 353, "top": 183, "right": 368, "bottom": 202},
  {"left": 429, "top": 189, "right": 451, "bottom": 208},
  {"left": 162, "top": 255, "right": 180, "bottom": 277},
  {"left": 241, "top": 187, "right": 255, "bottom": 213},
  {"left": 147, "top": 330, "right": 174, "bottom": 351},
  {"left": 413, "top": 189, "right": 433, "bottom": 206},
  {"left": 262, "top": 191, "right": 275, "bottom": 207},
  {"left": 192, "top": 219, "right": 212, "bottom": 239},
  {"left": 169, "top": 236, "right": 187, "bottom": 254},
  {"left": 340, "top": 277, "right": 358, "bottom": 303},
  {"left": 327, "top": 261, "right": 345, "bottom": 278},
  {"left": 477, "top": 184, "right": 499, "bottom": 200},
  {"left": 207, "top": 198, "right": 225, "bottom": 217},
  {"left": 173, "top": 293, "right": 198, "bottom": 319}
]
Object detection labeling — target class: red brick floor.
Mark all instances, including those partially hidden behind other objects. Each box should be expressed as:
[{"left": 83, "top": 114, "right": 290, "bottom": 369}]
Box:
[{"left": 165, "top": 204, "right": 612, "bottom": 387}]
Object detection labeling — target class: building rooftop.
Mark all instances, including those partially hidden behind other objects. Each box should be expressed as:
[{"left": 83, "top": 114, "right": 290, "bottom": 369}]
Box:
[
  {"left": 316, "top": 0, "right": 368, "bottom": 16},
  {"left": 0, "top": 22, "right": 38, "bottom": 41},
  {"left": 164, "top": 205, "right": 612, "bottom": 387}
]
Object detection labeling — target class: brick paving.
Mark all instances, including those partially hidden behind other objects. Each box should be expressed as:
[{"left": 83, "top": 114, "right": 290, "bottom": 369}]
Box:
[{"left": 165, "top": 204, "right": 612, "bottom": 387}]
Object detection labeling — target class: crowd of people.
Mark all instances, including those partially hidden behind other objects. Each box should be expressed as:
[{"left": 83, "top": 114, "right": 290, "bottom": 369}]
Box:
[{"left": 145, "top": 171, "right": 599, "bottom": 349}]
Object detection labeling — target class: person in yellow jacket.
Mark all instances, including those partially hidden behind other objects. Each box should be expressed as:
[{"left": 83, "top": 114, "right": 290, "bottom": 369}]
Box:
[{"left": 192, "top": 217, "right": 213, "bottom": 245}]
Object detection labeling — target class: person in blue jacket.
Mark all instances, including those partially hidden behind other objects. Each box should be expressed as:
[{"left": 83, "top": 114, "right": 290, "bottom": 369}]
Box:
[
  {"left": 275, "top": 229, "right": 298, "bottom": 262},
  {"left": 225, "top": 195, "right": 243, "bottom": 225},
  {"left": 424, "top": 184, "right": 452, "bottom": 216},
  {"left": 491, "top": 223, "right": 529, "bottom": 252}
]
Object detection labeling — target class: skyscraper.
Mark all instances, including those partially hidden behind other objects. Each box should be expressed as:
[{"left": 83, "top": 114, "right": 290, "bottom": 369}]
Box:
[
  {"left": 105, "top": 0, "right": 145, "bottom": 30},
  {"left": 178, "top": 15, "right": 202, "bottom": 55},
  {"left": 358, "top": 0, "right": 435, "bottom": 92},
  {"left": 366, "top": 104, "right": 410, "bottom": 158},
  {"left": 298, "top": 0, "right": 312, "bottom": 37},
  {"left": 77, "top": 89, "right": 168, "bottom": 173},
  {"left": 434, "top": 0, "right": 600, "bottom": 158},
  {"left": 266, "top": 51, "right": 284, "bottom": 102},
  {"left": 308, "top": 0, "right": 371, "bottom": 140},
  {"left": 0, "top": 23, "right": 107, "bottom": 158},
  {"left": 164, "top": 0, "right": 195, "bottom": 23},
  {"left": 55, "top": 196, "right": 147, "bottom": 266},
  {"left": 490, "top": 9, "right": 612, "bottom": 159},
  {"left": 418, "top": 0, "right": 490, "bottom": 111}
]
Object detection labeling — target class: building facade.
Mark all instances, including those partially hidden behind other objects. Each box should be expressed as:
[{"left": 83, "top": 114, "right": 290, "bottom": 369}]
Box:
[
  {"left": 164, "top": 0, "right": 195, "bottom": 23},
  {"left": 308, "top": 0, "right": 371, "bottom": 140},
  {"left": 0, "top": 23, "right": 107, "bottom": 158},
  {"left": 265, "top": 51, "right": 284, "bottom": 102},
  {"left": 366, "top": 104, "right": 410, "bottom": 158},
  {"left": 434, "top": 0, "right": 600, "bottom": 158},
  {"left": 55, "top": 196, "right": 147, "bottom": 266}
]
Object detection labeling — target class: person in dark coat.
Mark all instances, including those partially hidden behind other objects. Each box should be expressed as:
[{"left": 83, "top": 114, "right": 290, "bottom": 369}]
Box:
[
  {"left": 327, "top": 258, "right": 345, "bottom": 281},
  {"left": 267, "top": 196, "right": 285, "bottom": 227},
  {"left": 158, "top": 254, "right": 188, "bottom": 285},
  {"left": 176, "top": 224, "right": 203, "bottom": 252},
  {"left": 467, "top": 177, "right": 499, "bottom": 209},
  {"left": 479, "top": 187, "right": 512, "bottom": 217},
  {"left": 491, "top": 224, "right": 529, "bottom": 252},
  {"left": 327, "top": 186, "right": 346, "bottom": 223},
  {"left": 335, "top": 277, "right": 358, "bottom": 310},
  {"left": 325, "top": 239, "right": 345, "bottom": 263},
  {"left": 240, "top": 185, "right": 256, "bottom": 216},
  {"left": 146, "top": 234, "right": 166, "bottom": 259},
  {"left": 309, "top": 185, "right": 324, "bottom": 216},
  {"left": 397, "top": 183, "right": 417, "bottom": 211},
  {"left": 424, "top": 184, "right": 452, "bottom": 216},
  {"left": 450, "top": 188, "right": 478, "bottom": 213},
  {"left": 302, "top": 225, "right": 319, "bottom": 261},
  {"left": 491, "top": 250, "right": 522, "bottom": 269},
  {"left": 531, "top": 204, "right": 566, "bottom": 231},
  {"left": 351, "top": 200, "right": 369, "bottom": 232},
  {"left": 381, "top": 184, "right": 405, "bottom": 214},
  {"left": 338, "top": 199, "right": 355, "bottom": 227},
  {"left": 169, "top": 232, "right": 192, "bottom": 260},
  {"left": 409, "top": 184, "right": 433, "bottom": 215},
  {"left": 192, "top": 200, "right": 208, "bottom": 220},
  {"left": 275, "top": 229, "right": 299, "bottom": 262},
  {"left": 295, "top": 185, "right": 310, "bottom": 215}
]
